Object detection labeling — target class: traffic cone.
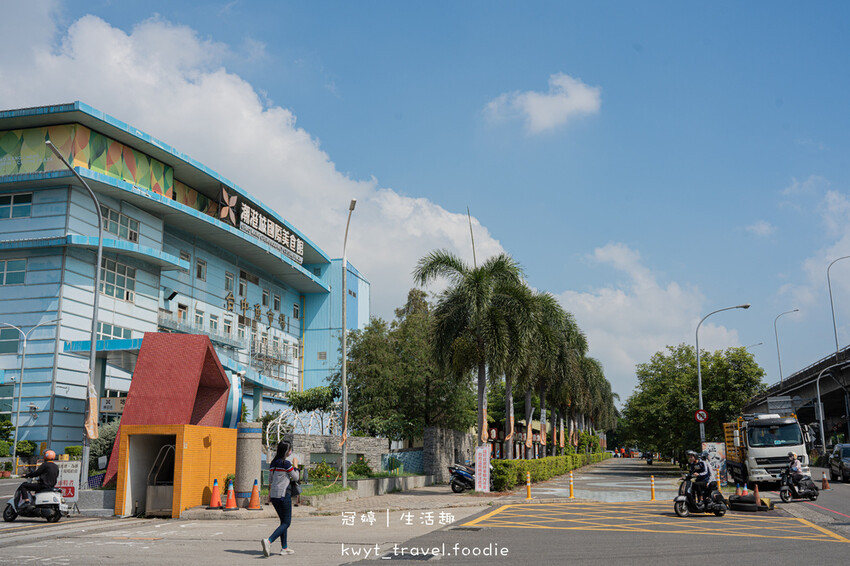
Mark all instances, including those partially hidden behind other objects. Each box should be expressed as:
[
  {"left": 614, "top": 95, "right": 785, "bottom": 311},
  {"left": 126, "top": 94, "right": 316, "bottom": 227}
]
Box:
[
  {"left": 822, "top": 472, "right": 831, "bottom": 490},
  {"left": 754, "top": 483, "right": 760, "bottom": 502},
  {"left": 742, "top": 483, "right": 748, "bottom": 496},
  {"left": 206, "top": 479, "right": 222, "bottom": 510},
  {"left": 735, "top": 484, "right": 741, "bottom": 496},
  {"left": 223, "top": 479, "right": 238, "bottom": 511},
  {"left": 247, "top": 479, "right": 262, "bottom": 510}
]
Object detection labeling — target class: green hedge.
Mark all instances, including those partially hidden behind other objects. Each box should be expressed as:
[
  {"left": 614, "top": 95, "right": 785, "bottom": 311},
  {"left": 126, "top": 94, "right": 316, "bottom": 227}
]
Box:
[
  {"left": 65, "top": 446, "right": 83, "bottom": 460},
  {"left": 491, "top": 452, "right": 611, "bottom": 491}
]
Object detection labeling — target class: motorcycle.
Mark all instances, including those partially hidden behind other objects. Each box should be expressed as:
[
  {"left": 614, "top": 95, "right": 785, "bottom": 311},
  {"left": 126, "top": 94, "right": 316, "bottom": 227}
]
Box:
[
  {"left": 645, "top": 453, "right": 653, "bottom": 465},
  {"left": 674, "top": 474, "right": 727, "bottom": 517},
  {"left": 448, "top": 462, "right": 493, "bottom": 493},
  {"left": 4, "top": 484, "right": 69, "bottom": 523},
  {"left": 779, "top": 466, "right": 818, "bottom": 502}
]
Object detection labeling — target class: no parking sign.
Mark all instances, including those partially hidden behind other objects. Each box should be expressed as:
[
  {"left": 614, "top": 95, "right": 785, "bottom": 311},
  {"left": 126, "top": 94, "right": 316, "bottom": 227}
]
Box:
[{"left": 694, "top": 409, "right": 708, "bottom": 423}]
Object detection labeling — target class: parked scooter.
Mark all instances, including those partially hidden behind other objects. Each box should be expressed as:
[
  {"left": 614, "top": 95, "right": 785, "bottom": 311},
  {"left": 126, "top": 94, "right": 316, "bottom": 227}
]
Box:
[
  {"left": 448, "top": 462, "right": 493, "bottom": 493},
  {"left": 673, "top": 474, "right": 727, "bottom": 517},
  {"left": 779, "top": 466, "right": 818, "bottom": 502},
  {"left": 3, "top": 484, "right": 68, "bottom": 523},
  {"left": 645, "top": 452, "right": 653, "bottom": 465}
]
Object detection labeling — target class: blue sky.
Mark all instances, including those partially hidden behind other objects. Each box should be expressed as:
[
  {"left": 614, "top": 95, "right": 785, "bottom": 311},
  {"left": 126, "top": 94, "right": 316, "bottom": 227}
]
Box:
[{"left": 4, "top": 1, "right": 850, "bottom": 403}]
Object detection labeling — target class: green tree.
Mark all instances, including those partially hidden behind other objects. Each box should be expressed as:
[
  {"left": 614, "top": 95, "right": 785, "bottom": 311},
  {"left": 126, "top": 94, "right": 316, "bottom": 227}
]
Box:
[
  {"left": 619, "top": 344, "right": 765, "bottom": 461},
  {"left": 414, "top": 250, "right": 526, "bottom": 446}
]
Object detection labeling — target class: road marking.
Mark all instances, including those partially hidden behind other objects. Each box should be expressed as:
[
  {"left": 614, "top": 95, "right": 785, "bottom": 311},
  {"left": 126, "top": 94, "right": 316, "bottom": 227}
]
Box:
[
  {"left": 463, "top": 501, "right": 849, "bottom": 543},
  {"left": 0, "top": 517, "right": 99, "bottom": 533},
  {"left": 803, "top": 501, "right": 850, "bottom": 519}
]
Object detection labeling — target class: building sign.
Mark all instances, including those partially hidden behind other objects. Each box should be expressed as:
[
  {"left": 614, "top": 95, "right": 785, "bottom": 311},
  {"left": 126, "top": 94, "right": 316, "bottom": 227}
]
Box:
[
  {"left": 232, "top": 198, "right": 304, "bottom": 264},
  {"left": 474, "top": 445, "right": 491, "bottom": 493},
  {"left": 100, "top": 397, "right": 126, "bottom": 414},
  {"left": 56, "top": 461, "right": 80, "bottom": 502}
]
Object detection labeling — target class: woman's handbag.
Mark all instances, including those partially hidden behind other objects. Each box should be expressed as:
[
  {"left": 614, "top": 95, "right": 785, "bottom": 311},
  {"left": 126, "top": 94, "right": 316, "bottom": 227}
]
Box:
[{"left": 289, "top": 478, "right": 302, "bottom": 496}]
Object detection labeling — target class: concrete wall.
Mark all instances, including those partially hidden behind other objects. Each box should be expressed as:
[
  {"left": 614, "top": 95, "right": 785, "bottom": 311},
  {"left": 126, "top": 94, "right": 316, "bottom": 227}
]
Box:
[{"left": 423, "top": 427, "right": 476, "bottom": 483}]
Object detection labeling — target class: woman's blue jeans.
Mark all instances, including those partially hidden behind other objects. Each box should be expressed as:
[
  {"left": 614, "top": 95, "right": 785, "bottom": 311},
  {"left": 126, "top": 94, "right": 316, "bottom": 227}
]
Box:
[{"left": 269, "top": 493, "right": 292, "bottom": 548}]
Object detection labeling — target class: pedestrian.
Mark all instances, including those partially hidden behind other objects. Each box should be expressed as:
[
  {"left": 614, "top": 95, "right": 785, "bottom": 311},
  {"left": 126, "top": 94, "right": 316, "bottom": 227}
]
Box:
[{"left": 261, "top": 440, "right": 299, "bottom": 557}]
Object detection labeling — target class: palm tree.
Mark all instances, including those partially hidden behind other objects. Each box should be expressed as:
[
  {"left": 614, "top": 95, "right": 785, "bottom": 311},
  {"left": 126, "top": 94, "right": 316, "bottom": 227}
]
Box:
[{"left": 414, "top": 250, "right": 525, "bottom": 446}]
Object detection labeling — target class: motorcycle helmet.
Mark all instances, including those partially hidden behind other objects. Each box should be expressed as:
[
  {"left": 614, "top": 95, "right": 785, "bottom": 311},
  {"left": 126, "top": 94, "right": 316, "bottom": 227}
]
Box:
[
  {"left": 700, "top": 451, "right": 709, "bottom": 460},
  {"left": 787, "top": 451, "right": 797, "bottom": 459},
  {"left": 44, "top": 449, "right": 56, "bottom": 461},
  {"left": 685, "top": 450, "right": 697, "bottom": 458}
]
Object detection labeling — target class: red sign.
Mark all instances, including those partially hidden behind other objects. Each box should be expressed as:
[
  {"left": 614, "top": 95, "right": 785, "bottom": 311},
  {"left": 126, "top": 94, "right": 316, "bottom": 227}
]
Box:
[
  {"left": 695, "top": 409, "right": 708, "bottom": 423},
  {"left": 59, "top": 486, "right": 75, "bottom": 499}
]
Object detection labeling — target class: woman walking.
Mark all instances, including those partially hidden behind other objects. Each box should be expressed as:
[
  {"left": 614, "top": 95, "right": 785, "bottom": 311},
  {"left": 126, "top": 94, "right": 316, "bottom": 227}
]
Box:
[{"left": 261, "top": 440, "right": 299, "bottom": 557}]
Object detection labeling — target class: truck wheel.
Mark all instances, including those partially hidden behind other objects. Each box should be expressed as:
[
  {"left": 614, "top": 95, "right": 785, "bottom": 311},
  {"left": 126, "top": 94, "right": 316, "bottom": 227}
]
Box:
[
  {"left": 779, "top": 489, "right": 792, "bottom": 503},
  {"left": 3, "top": 504, "right": 16, "bottom": 522}
]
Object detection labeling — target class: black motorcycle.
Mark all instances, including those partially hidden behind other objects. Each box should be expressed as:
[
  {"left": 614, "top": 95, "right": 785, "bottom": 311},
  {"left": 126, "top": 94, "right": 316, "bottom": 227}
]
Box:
[
  {"left": 779, "top": 466, "right": 818, "bottom": 502},
  {"left": 645, "top": 452, "right": 653, "bottom": 465},
  {"left": 448, "top": 463, "right": 493, "bottom": 493},
  {"left": 673, "top": 474, "right": 727, "bottom": 517}
]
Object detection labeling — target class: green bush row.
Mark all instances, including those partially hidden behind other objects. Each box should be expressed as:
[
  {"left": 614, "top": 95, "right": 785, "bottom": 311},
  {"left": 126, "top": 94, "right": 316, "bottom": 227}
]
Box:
[{"left": 491, "top": 452, "right": 611, "bottom": 491}]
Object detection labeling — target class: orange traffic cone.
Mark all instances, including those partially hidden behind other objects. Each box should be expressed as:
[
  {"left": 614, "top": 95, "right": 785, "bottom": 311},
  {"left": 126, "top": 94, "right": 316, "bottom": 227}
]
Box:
[
  {"left": 224, "top": 479, "right": 238, "bottom": 511},
  {"left": 753, "top": 483, "right": 760, "bottom": 503},
  {"left": 822, "top": 472, "right": 831, "bottom": 490},
  {"left": 247, "top": 479, "right": 262, "bottom": 510},
  {"left": 742, "top": 483, "right": 748, "bottom": 496},
  {"left": 735, "top": 484, "right": 741, "bottom": 496},
  {"left": 207, "top": 478, "right": 222, "bottom": 510}
]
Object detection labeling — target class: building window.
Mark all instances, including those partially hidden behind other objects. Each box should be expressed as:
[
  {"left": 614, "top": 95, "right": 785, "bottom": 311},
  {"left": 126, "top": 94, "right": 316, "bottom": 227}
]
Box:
[
  {"left": 100, "top": 258, "right": 136, "bottom": 302},
  {"left": 196, "top": 259, "right": 207, "bottom": 281},
  {"left": 210, "top": 314, "right": 219, "bottom": 333},
  {"left": 273, "top": 294, "right": 280, "bottom": 311},
  {"left": 178, "top": 304, "right": 188, "bottom": 321},
  {"left": 272, "top": 335, "right": 280, "bottom": 350},
  {"left": 195, "top": 310, "right": 204, "bottom": 327},
  {"left": 0, "top": 259, "right": 26, "bottom": 285},
  {"left": 97, "top": 322, "right": 132, "bottom": 340},
  {"left": 262, "top": 289, "right": 270, "bottom": 307},
  {"left": 0, "top": 193, "right": 32, "bottom": 219},
  {"left": 317, "top": 351, "right": 327, "bottom": 361},
  {"left": 238, "top": 276, "right": 247, "bottom": 298},
  {"left": 223, "top": 317, "right": 232, "bottom": 335},
  {"left": 0, "top": 328, "right": 19, "bottom": 354},
  {"left": 237, "top": 324, "right": 246, "bottom": 340},
  {"left": 348, "top": 289, "right": 357, "bottom": 298},
  {"left": 0, "top": 384, "right": 13, "bottom": 418},
  {"left": 225, "top": 272, "right": 234, "bottom": 293},
  {"left": 292, "top": 303, "right": 300, "bottom": 320},
  {"left": 100, "top": 205, "right": 139, "bottom": 243},
  {"left": 179, "top": 251, "right": 191, "bottom": 272}
]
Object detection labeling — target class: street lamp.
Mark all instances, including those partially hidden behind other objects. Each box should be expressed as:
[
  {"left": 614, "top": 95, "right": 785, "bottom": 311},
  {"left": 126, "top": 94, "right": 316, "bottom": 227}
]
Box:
[
  {"left": 745, "top": 342, "right": 763, "bottom": 350},
  {"left": 46, "top": 141, "right": 102, "bottom": 490},
  {"left": 827, "top": 256, "right": 850, "bottom": 353},
  {"left": 774, "top": 309, "right": 799, "bottom": 385},
  {"left": 696, "top": 304, "right": 750, "bottom": 443},
  {"left": 1, "top": 319, "right": 60, "bottom": 475},
  {"left": 341, "top": 199, "right": 356, "bottom": 489}
]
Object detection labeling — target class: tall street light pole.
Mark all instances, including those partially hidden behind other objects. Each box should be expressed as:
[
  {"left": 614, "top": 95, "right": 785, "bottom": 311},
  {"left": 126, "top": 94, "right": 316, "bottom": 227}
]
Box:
[
  {"left": 341, "top": 199, "right": 356, "bottom": 489},
  {"left": 696, "top": 304, "right": 750, "bottom": 443},
  {"left": 1, "top": 319, "right": 60, "bottom": 475},
  {"left": 774, "top": 309, "right": 799, "bottom": 386},
  {"left": 826, "top": 255, "right": 850, "bottom": 440},
  {"left": 46, "top": 141, "right": 102, "bottom": 490}
]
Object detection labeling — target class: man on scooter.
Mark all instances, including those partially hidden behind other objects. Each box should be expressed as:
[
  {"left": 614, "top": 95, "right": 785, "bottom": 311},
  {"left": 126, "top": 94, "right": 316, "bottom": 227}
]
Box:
[
  {"left": 686, "top": 450, "right": 712, "bottom": 505},
  {"left": 20, "top": 450, "right": 59, "bottom": 508},
  {"left": 788, "top": 452, "right": 803, "bottom": 486}
]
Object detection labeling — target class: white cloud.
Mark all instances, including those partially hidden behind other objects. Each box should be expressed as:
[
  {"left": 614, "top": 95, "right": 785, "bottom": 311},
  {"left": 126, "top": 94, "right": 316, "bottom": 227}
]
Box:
[
  {"left": 745, "top": 220, "right": 775, "bottom": 237},
  {"left": 0, "top": 5, "right": 504, "bottom": 317},
  {"left": 556, "top": 243, "right": 741, "bottom": 399},
  {"left": 485, "top": 73, "right": 601, "bottom": 134}
]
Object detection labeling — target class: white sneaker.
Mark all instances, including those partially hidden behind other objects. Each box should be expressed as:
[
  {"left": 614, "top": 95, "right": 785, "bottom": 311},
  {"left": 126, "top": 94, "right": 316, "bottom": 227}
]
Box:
[
  {"left": 279, "top": 548, "right": 295, "bottom": 555},
  {"left": 261, "top": 539, "right": 271, "bottom": 557}
]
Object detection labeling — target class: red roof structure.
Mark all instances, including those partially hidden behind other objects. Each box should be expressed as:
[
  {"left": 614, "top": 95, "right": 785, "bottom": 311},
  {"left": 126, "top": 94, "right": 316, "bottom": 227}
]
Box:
[{"left": 104, "top": 333, "right": 231, "bottom": 485}]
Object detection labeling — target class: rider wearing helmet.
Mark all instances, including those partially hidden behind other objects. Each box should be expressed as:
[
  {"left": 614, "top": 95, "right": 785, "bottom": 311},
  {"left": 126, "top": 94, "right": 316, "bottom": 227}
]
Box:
[
  {"left": 788, "top": 451, "right": 803, "bottom": 486},
  {"left": 20, "top": 450, "right": 60, "bottom": 507}
]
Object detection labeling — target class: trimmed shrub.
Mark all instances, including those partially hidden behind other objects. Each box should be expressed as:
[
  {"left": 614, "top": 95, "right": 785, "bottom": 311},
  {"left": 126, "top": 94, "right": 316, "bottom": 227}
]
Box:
[
  {"left": 65, "top": 446, "right": 83, "bottom": 460},
  {"left": 309, "top": 459, "right": 338, "bottom": 480},
  {"left": 0, "top": 440, "right": 9, "bottom": 457},
  {"left": 15, "top": 439, "right": 36, "bottom": 457},
  {"left": 347, "top": 456, "right": 372, "bottom": 478},
  {"left": 491, "top": 452, "right": 611, "bottom": 491},
  {"left": 89, "top": 418, "right": 121, "bottom": 471}
]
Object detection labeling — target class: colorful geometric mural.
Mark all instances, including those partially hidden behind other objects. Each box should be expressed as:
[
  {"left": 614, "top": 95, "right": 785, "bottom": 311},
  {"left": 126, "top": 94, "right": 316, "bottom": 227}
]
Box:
[{"left": 0, "top": 124, "right": 212, "bottom": 217}]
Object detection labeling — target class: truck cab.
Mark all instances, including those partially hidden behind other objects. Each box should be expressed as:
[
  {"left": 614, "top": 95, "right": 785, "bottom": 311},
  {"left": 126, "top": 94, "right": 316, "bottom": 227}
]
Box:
[{"left": 725, "top": 414, "right": 810, "bottom": 484}]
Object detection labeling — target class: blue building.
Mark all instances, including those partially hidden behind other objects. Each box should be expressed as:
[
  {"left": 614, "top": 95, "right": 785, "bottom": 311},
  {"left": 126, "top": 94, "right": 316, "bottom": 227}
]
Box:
[{"left": 0, "top": 102, "right": 369, "bottom": 452}]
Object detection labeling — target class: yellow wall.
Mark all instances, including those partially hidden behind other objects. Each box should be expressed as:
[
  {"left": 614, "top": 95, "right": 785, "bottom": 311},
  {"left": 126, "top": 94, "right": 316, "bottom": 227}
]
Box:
[{"left": 115, "top": 424, "right": 236, "bottom": 518}]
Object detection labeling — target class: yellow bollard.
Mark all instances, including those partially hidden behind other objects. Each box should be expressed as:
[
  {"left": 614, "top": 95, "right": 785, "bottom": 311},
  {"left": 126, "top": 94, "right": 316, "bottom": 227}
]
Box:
[
  {"left": 526, "top": 471, "right": 532, "bottom": 500},
  {"left": 651, "top": 475, "right": 656, "bottom": 501},
  {"left": 569, "top": 470, "right": 575, "bottom": 499}
]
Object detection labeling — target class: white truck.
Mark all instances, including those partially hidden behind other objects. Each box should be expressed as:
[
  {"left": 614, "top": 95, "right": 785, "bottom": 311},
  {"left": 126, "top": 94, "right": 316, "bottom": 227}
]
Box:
[{"left": 724, "top": 413, "right": 811, "bottom": 485}]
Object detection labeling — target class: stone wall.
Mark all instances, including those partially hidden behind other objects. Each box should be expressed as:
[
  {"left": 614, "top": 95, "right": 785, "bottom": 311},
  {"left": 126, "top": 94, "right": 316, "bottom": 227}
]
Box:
[
  {"left": 423, "top": 427, "right": 476, "bottom": 483},
  {"left": 382, "top": 448, "right": 424, "bottom": 474},
  {"left": 283, "top": 434, "right": 387, "bottom": 472}
]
